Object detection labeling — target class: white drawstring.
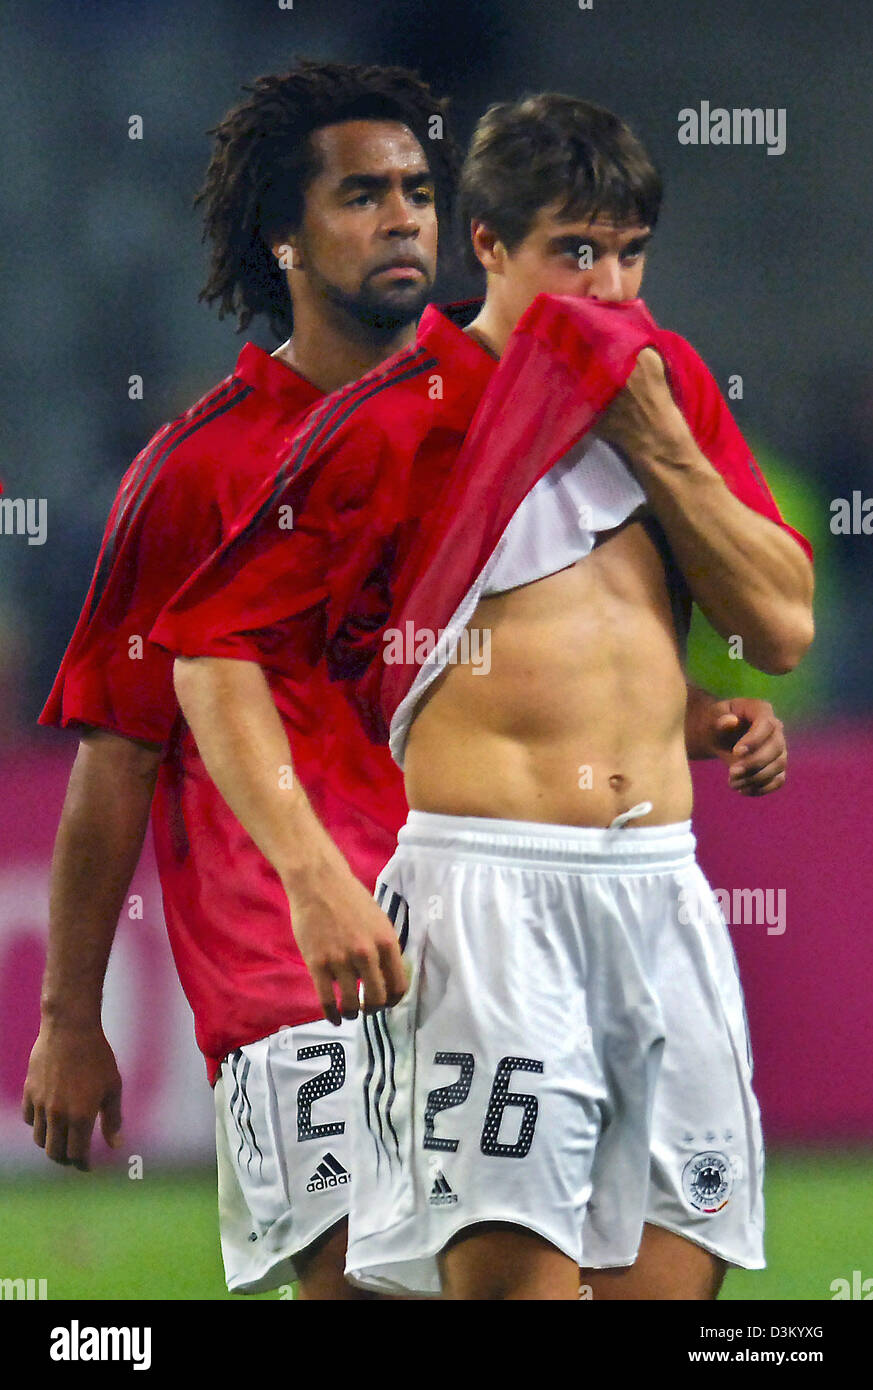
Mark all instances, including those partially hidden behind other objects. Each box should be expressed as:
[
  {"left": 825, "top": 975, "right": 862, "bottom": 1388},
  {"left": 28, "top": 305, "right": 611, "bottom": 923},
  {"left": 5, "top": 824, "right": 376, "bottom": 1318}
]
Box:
[{"left": 608, "top": 800, "right": 653, "bottom": 830}]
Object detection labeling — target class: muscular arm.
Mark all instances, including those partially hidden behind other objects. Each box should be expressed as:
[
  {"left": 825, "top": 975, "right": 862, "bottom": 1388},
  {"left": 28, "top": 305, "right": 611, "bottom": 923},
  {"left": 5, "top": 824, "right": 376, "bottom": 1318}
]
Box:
[
  {"left": 23, "top": 729, "right": 162, "bottom": 1168},
  {"left": 172, "top": 656, "right": 406, "bottom": 1021},
  {"left": 597, "top": 351, "right": 814, "bottom": 674}
]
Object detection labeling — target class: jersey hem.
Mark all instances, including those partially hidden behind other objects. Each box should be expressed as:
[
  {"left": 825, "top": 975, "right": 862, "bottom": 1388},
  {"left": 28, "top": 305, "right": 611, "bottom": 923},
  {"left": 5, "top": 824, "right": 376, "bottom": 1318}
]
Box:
[
  {"left": 628, "top": 1216, "right": 766, "bottom": 1272},
  {"left": 38, "top": 708, "right": 169, "bottom": 746},
  {"left": 208, "top": 1008, "right": 331, "bottom": 1083},
  {"left": 346, "top": 1211, "right": 585, "bottom": 1297},
  {"left": 224, "top": 1212, "right": 348, "bottom": 1295}
]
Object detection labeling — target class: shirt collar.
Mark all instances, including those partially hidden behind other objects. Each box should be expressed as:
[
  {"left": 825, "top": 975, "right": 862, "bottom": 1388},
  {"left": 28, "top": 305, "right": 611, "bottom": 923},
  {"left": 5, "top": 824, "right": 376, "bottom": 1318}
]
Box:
[
  {"left": 416, "top": 300, "right": 497, "bottom": 394},
  {"left": 236, "top": 303, "right": 498, "bottom": 410},
  {"left": 233, "top": 342, "right": 324, "bottom": 407},
  {"left": 234, "top": 295, "right": 653, "bottom": 405}
]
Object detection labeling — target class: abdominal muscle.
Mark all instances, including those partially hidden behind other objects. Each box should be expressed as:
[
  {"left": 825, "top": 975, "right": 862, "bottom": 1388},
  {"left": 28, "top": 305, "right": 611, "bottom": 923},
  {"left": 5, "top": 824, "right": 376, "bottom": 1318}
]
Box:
[{"left": 403, "top": 520, "right": 693, "bottom": 828}]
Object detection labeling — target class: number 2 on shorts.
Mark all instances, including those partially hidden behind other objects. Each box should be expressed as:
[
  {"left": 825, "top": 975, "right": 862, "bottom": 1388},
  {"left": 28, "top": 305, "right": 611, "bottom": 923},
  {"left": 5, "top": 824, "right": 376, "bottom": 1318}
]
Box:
[{"left": 296, "top": 1042, "right": 346, "bottom": 1142}]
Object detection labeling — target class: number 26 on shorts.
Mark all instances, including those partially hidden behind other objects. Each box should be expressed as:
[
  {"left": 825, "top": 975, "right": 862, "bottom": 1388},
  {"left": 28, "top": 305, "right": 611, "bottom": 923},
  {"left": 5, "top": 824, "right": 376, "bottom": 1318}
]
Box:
[{"left": 423, "top": 1053, "right": 544, "bottom": 1158}]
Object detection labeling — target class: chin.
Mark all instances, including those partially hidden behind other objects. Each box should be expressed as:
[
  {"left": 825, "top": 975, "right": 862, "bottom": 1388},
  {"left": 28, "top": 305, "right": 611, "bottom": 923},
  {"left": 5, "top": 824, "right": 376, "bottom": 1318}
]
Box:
[{"left": 356, "top": 287, "right": 430, "bottom": 331}]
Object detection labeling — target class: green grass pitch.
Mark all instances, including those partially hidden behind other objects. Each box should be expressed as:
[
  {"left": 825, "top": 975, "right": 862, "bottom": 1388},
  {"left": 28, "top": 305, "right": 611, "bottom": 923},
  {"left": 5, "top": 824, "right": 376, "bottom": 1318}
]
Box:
[{"left": 0, "top": 1150, "right": 869, "bottom": 1300}]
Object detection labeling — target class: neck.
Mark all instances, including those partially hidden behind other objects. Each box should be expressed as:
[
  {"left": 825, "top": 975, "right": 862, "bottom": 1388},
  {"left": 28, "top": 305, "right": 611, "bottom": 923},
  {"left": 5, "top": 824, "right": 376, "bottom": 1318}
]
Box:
[
  {"left": 274, "top": 296, "right": 418, "bottom": 394},
  {"left": 464, "top": 299, "right": 512, "bottom": 360}
]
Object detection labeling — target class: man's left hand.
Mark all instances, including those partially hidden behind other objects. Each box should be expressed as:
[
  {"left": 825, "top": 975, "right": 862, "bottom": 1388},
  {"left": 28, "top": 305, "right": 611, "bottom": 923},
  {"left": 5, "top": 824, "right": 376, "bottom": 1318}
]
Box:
[{"left": 708, "top": 698, "right": 787, "bottom": 796}]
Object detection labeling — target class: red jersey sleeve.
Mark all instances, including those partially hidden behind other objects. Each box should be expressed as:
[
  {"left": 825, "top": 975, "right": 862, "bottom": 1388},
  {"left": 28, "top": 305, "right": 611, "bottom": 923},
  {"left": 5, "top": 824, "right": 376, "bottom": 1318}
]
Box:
[
  {"left": 40, "top": 428, "right": 225, "bottom": 743},
  {"left": 150, "top": 416, "right": 392, "bottom": 679},
  {"left": 659, "top": 331, "right": 813, "bottom": 561}
]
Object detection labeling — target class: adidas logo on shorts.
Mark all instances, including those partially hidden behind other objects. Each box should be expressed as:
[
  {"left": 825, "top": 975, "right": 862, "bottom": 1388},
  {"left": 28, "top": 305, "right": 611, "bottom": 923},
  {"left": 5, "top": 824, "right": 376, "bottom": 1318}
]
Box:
[
  {"left": 306, "top": 1153, "right": 351, "bottom": 1193},
  {"left": 429, "top": 1170, "right": 458, "bottom": 1206}
]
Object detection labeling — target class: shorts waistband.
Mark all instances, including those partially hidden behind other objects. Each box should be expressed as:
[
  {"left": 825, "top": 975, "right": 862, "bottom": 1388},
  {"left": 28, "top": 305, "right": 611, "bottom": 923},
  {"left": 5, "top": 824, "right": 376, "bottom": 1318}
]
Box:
[{"left": 397, "top": 809, "right": 696, "bottom": 873}]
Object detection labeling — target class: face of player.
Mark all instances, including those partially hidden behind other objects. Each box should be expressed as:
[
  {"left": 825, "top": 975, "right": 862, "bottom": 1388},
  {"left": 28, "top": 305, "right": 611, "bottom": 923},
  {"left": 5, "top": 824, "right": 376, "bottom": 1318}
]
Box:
[
  {"left": 472, "top": 204, "right": 651, "bottom": 345},
  {"left": 288, "top": 119, "right": 438, "bottom": 332}
]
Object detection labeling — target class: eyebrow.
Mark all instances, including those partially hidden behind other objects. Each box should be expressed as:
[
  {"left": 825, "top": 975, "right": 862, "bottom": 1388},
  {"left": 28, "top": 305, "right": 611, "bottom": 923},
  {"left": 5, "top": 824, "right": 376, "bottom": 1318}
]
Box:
[
  {"left": 547, "top": 230, "right": 653, "bottom": 253},
  {"left": 335, "top": 170, "right": 434, "bottom": 194}
]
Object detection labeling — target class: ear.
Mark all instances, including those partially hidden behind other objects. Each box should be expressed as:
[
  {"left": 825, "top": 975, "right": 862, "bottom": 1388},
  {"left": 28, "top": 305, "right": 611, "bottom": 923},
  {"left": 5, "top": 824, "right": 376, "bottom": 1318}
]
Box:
[{"left": 470, "top": 220, "right": 505, "bottom": 275}]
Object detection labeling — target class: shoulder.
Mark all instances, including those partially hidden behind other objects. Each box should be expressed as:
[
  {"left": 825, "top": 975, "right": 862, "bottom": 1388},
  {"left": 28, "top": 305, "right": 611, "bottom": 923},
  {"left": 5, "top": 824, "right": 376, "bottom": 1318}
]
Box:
[
  {"left": 654, "top": 329, "right": 730, "bottom": 432},
  {"left": 105, "top": 367, "right": 265, "bottom": 540},
  {"left": 305, "top": 340, "right": 438, "bottom": 439},
  {"left": 281, "top": 342, "right": 439, "bottom": 492},
  {"left": 132, "top": 368, "right": 258, "bottom": 487},
  {"left": 655, "top": 329, "right": 719, "bottom": 394}
]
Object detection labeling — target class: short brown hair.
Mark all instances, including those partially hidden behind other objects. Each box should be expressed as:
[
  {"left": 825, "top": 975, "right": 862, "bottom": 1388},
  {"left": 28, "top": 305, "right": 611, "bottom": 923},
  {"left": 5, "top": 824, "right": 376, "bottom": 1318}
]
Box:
[{"left": 460, "top": 93, "right": 662, "bottom": 269}]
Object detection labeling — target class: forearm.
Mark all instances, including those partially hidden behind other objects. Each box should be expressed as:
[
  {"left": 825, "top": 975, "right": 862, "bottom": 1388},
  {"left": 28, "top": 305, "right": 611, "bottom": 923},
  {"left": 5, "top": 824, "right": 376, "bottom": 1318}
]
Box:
[
  {"left": 637, "top": 430, "right": 814, "bottom": 673},
  {"left": 42, "top": 730, "right": 161, "bottom": 1027},
  {"left": 173, "top": 656, "right": 354, "bottom": 897},
  {"left": 684, "top": 682, "right": 718, "bottom": 759}
]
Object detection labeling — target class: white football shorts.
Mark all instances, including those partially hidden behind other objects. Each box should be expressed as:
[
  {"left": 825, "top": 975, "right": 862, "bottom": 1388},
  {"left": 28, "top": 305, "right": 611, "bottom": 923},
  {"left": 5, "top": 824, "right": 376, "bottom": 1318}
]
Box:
[
  {"left": 214, "top": 1018, "right": 360, "bottom": 1294},
  {"left": 345, "top": 810, "right": 765, "bottom": 1297}
]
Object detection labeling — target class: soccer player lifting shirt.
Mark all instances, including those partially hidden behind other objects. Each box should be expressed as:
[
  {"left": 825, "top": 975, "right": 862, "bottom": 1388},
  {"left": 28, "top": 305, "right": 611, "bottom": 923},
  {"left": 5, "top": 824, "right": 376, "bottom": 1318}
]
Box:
[
  {"left": 154, "top": 95, "right": 812, "bottom": 1300},
  {"left": 346, "top": 97, "right": 813, "bottom": 1301}
]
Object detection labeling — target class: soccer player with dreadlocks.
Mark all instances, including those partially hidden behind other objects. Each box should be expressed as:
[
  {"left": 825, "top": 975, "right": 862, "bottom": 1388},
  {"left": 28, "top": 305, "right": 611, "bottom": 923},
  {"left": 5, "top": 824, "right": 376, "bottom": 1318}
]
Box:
[{"left": 23, "top": 59, "right": 457, "bottom": 1300}]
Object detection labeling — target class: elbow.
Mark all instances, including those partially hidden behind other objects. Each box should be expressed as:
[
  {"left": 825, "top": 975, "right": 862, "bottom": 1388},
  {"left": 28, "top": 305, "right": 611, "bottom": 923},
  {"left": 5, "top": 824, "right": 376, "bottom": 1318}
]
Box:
[{"left": 753, "top": 608, "right": 815, "bottom": 675}]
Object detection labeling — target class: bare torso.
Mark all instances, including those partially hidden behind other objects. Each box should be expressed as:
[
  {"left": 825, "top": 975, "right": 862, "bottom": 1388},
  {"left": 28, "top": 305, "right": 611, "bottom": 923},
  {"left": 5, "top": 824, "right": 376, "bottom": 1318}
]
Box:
[{"left": 404, "top": 517, "right": 692, "bottom": 827}]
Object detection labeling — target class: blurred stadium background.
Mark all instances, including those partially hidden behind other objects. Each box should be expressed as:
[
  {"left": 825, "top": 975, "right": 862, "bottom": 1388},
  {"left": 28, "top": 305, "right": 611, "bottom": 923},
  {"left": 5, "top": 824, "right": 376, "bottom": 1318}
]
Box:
[{"left": 1, "top": 0, "right": 871, "bottom": 1301}]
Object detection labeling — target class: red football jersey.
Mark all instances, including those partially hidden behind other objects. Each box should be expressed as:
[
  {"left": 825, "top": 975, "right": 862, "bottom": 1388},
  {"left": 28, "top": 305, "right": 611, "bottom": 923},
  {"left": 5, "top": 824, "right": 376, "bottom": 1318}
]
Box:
[
  {"left": 39, "top": 339, "right": 413, "bottom": 1081},
  {"left": 152, "top": 295, "right": 812, "bottom": 748},
  {"left": 150, "top": 303, "right": 496, "bottom": 686},
  {"left": 379, "top": 294, "right": 814, "bottom": 731}
]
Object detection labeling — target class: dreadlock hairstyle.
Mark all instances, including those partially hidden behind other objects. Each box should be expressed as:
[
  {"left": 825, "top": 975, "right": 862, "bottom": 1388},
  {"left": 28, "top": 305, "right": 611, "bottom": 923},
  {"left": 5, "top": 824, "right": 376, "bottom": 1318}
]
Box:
[
  {"left": 196, "top": 59, "right": 459, "bottom": 337},
  {"left": 460, "top": 93, "right": 662, "bottom": 272}
]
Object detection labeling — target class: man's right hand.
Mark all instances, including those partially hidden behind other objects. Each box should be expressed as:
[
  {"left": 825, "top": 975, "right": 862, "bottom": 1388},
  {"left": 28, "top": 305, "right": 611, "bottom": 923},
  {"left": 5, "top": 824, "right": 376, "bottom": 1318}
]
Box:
[
  {"left": 22, "top": 1025, "right": 123, "bottom": 1171},
  {"left": 287, "top": 872, "right": 409, "bottom": 1025}
]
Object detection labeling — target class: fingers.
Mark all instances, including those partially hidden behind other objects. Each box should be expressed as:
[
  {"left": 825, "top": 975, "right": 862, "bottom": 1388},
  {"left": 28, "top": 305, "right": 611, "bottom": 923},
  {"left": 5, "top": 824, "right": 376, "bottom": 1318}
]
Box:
[
  {"left": 724, "top": 701, "right": 781, "bottom": 755},
  {"left": 732, "top": 760, "right": 787, "bottom": 796},
  {"left": 24, "top": 1093, "right": 117, "bottom": 1167},
  {"left": 340, "top": 937, "right": 407, "bottom": 1016},
  {"left": 723, "top": 700, "right": 785, "bottom": 793},
  {"left": 730, "top": 728, "right": 786, "bottom": 790},
  {"left": 66, "top": 1118, "right": 95, "bottom": 1172},
  {"left": 311, "top": 935, "right": 408, "bottom": 1025},
  {"left": 732, "top": 713, "right": 781, "bottom": 757},
  {"left": 635, "top": 346, "right": 667, "bottom": 380},
  {"left": 354, "top": 951, "right": 389, "bottom": 1015},
  {"left": 337, "top": 965, "right": 368, "bottom": 1020},
  {"left": 377, "top": 938, "right": 409, "bottom": 1010},
  {"left": 100, "top": 1087, "right": 124, "bottom": 1151},
  {"left": 31, "top": 1104, "right": 47, "bottom": 1150},
  {"left": 312, "top": 966, "right": 342, "bottom": 1028},
  {"left": 45, "top": 1112, "right": 72, "bottom": 1166},
  {"left": 730, "top": 750, "right": 786, "bottom": 791},
  {"left": 714, "top": 713, "right": 740, "bottom": 731}
]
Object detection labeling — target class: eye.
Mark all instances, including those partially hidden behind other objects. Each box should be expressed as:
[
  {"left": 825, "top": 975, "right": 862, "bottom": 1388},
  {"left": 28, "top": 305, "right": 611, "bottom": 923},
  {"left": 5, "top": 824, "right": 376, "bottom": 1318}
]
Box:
[
  {"left": 561, "top": 242, "right": 596, "bottom": 268},
  {"left": 409, "top": 186, "right": 435, "bottom": 205},
  {"left": 347, "top": 192, "right": 374, "bottom": 207}
]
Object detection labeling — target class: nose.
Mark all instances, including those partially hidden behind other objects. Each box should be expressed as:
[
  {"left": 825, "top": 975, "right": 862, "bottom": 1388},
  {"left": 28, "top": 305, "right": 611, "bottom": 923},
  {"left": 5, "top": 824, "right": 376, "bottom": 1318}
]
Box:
[
  {"left": 382, "top": 188, "right": 420, "bottom": 239},
  {"left": 588, "top": 255, "right": 624, "bottom": 301}
]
